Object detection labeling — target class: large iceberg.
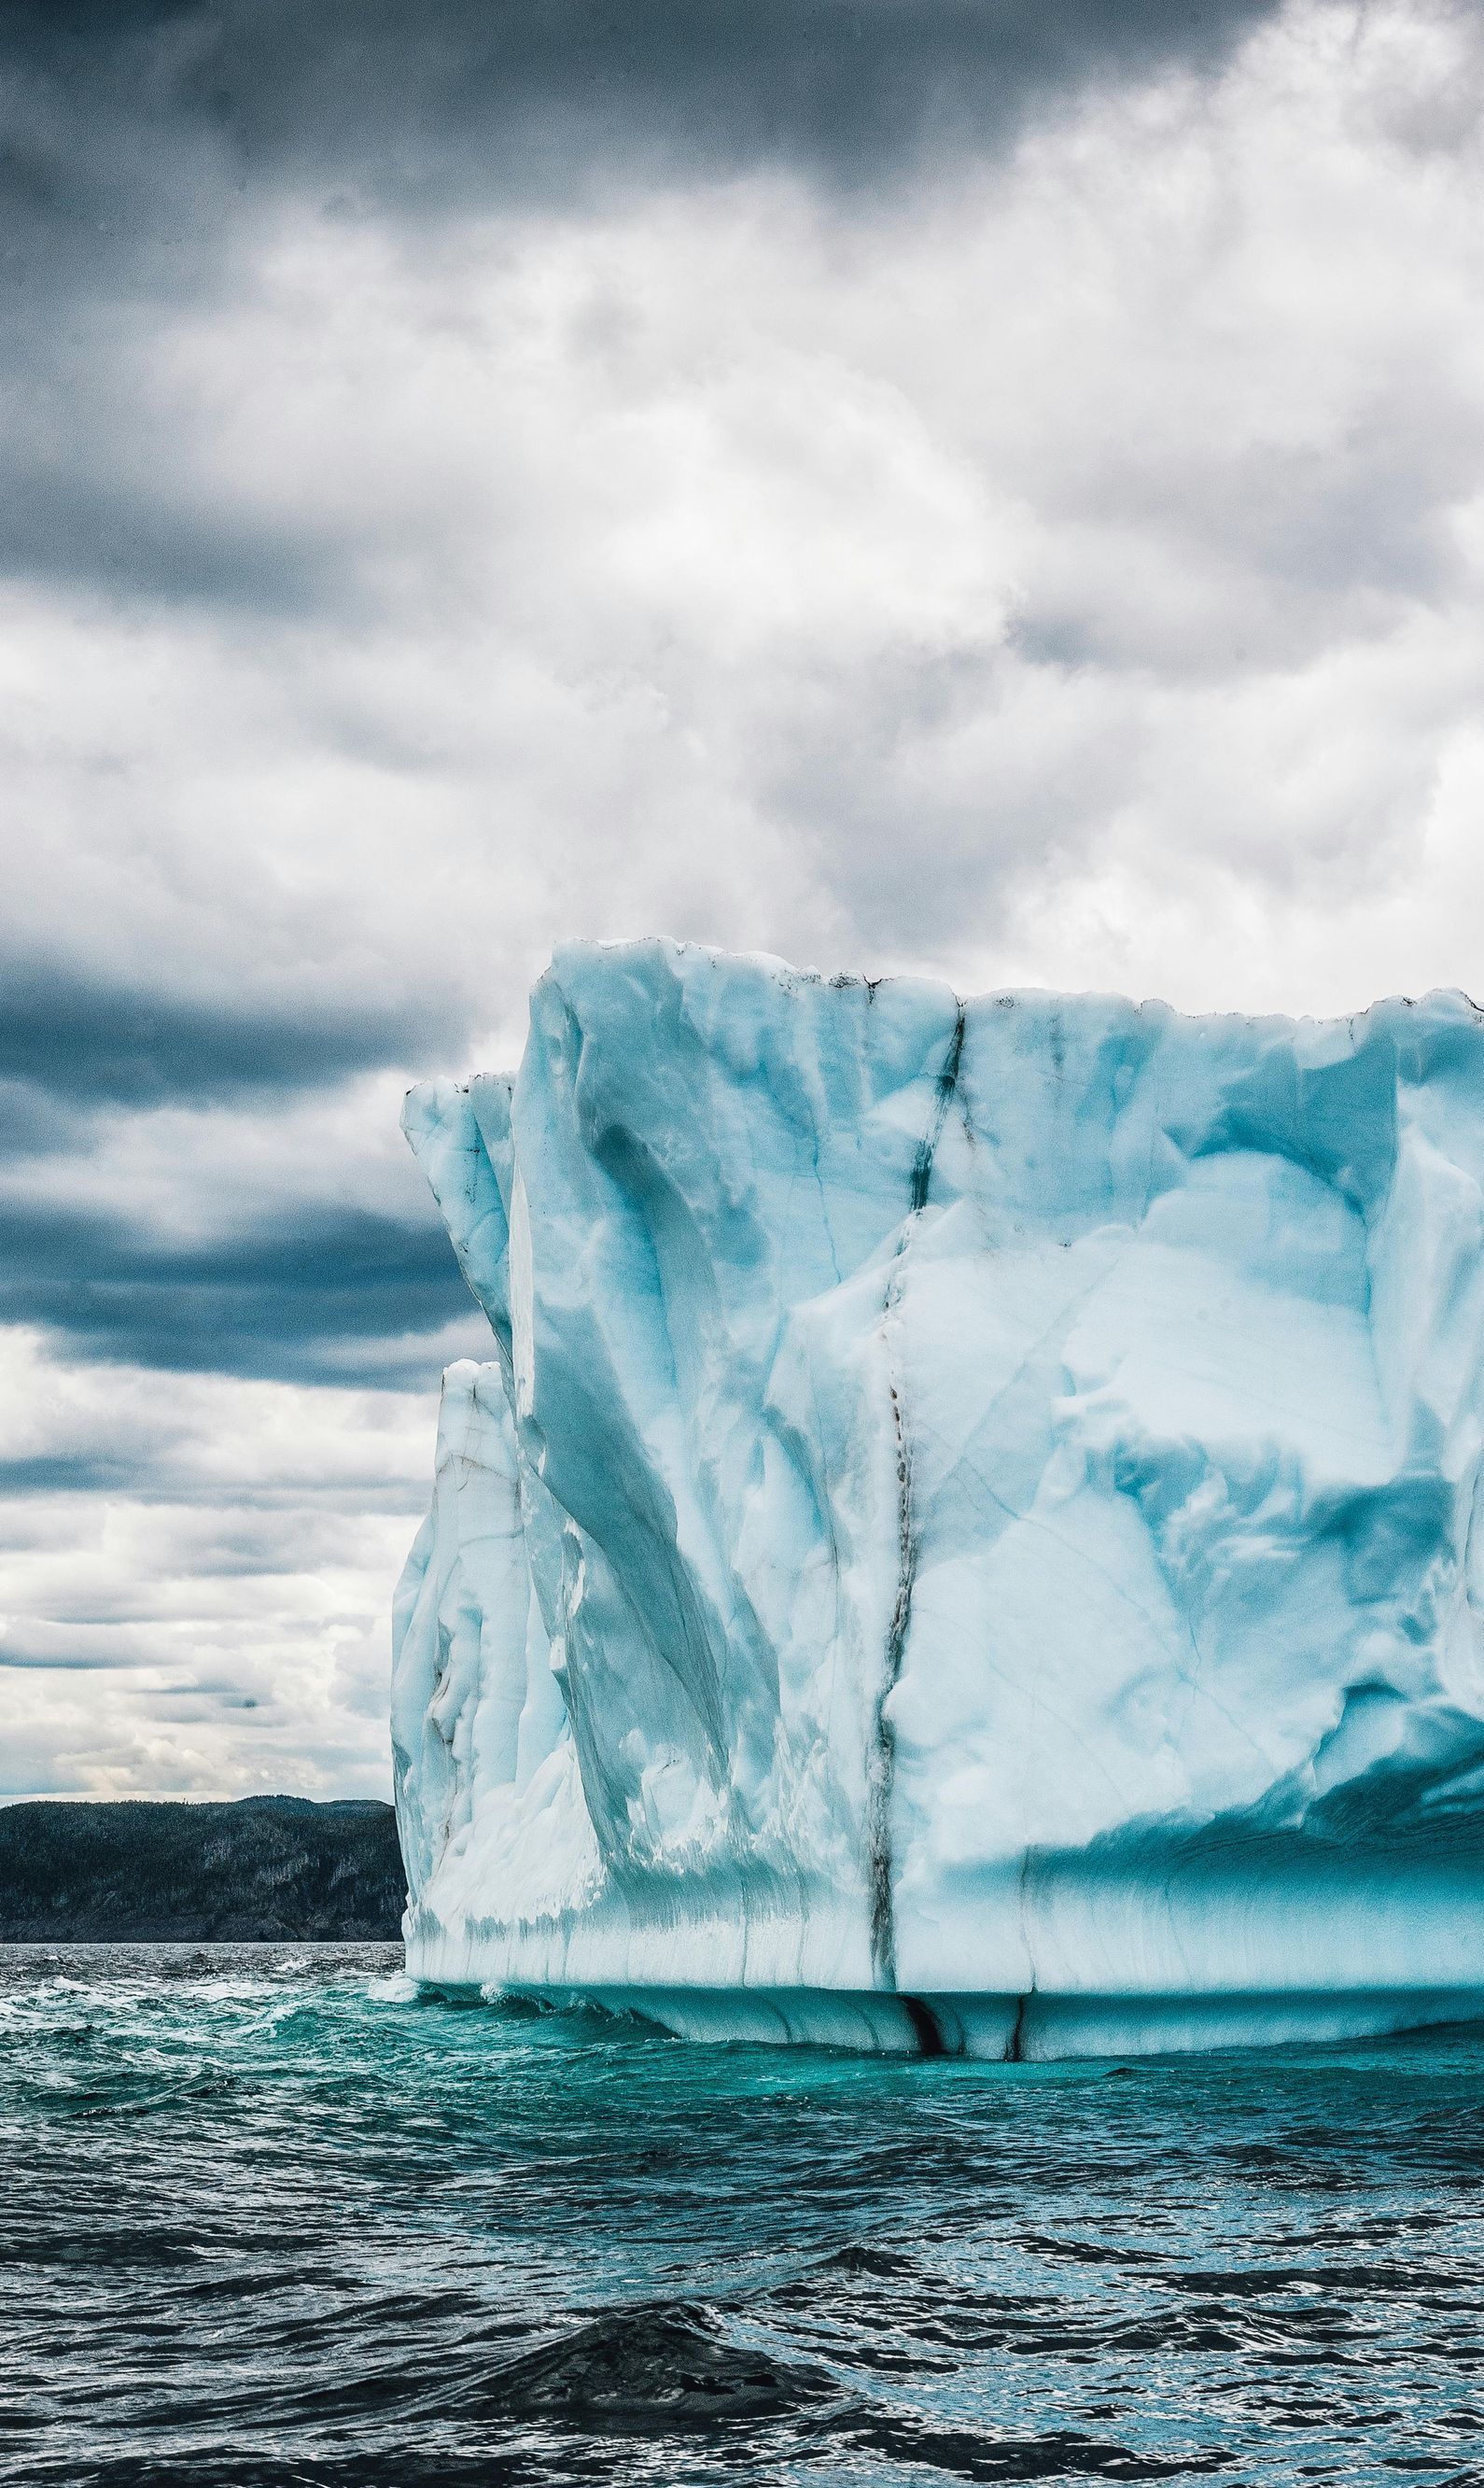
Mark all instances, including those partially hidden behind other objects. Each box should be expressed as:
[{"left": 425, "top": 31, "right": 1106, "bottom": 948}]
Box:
[{"left": 392, "top": 941, "right": 1484, "bottom": 2058}]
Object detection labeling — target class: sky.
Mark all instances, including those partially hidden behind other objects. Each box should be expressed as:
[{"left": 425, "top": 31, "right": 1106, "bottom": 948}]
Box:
[{"left": 4, "top": 0, "right": 1483, "bottom": 1799}]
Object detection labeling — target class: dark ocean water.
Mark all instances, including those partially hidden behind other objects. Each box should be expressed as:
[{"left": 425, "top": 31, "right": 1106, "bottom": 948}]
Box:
[{"left": 2, "top": 1947, "right": 1482, "bottom": 2487}]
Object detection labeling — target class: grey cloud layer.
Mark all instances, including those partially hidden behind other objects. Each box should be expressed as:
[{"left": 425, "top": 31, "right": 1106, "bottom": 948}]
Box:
[
  {"left": 0, "top": 1339, "right": 427, "bottom": 1792},
  {"left": 0, "top": 1193, "right": 479, "bottom": 1386},
  {"left": 0, "top": 969, "right": 467, "bottom": 1106},
  {"left": 0, "top": 0, "right": 1287, "bottom": 634},
  {"left": 0, "top": 972, "right": 480, "bottom": 1387}
]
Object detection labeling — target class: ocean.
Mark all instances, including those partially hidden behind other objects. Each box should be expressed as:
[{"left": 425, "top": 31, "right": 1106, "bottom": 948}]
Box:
[{"left": 1, "top": 1944, "right": 1480, "bottom": 2485}]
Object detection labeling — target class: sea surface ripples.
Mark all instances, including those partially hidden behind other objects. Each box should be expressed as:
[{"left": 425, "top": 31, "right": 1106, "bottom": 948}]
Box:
[{"left": 2, "top": 1946, "right": 1482, "bottom": 2483}]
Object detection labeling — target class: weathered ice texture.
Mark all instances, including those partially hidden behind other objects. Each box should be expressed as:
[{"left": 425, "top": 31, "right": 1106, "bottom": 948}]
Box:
[{"left": 393, "top": 940, "right": 1484, "bottom": 2057}]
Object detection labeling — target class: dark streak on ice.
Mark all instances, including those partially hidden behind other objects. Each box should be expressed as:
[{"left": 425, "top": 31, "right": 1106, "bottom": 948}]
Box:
[
  {"left": 902, "top": 1995, "right": 948, "bottom": 2058},
  {"left": 869, "top": 1005, "right": 967, "bottom": 1993},
  {"left": 909, "top": 1006, "right": 966, "bottom": 1213},
  {"left": 866, "top": 1378, "right": 913, "bottom": 1990},
  {"left": 1006, "top": 1993, "right": 1029, "bottom": 2063}
]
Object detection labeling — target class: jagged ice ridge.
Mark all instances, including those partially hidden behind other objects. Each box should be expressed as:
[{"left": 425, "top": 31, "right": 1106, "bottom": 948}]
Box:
[{"left": 393, "top": 941, "right": 1484, "bottom": 2058}]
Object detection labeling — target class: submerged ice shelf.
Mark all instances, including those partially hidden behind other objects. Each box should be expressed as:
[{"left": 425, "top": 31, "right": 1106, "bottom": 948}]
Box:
[{"left": 392, "top": 942, "right": 1484, "bottom": 2059}]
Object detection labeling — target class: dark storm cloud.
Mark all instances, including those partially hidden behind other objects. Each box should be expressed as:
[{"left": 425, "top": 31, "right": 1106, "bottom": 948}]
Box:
[
  {"left": 0, "top": 467, "right": 340, "bottom": 614},
  {"left": 0, "top": 895, "right": 485, "bottom": 1405},
  {"left": 0, "top": 1194, "right": 479, "bottom": 1386},
  {"left": 0, "top": 0, "right": 1287, "bottom": 620},
  {"left": 0, "top": 967, "right": 468, "bottom": 1110},
  {"left": 0, "top": 1453, "right": 153, "bottom": 1497},
  {"left": 0, "top": 1645, "right": 119, "bottom": 1671},
  {"left": 7, "top": 0, "right": 1288, "bottom": 231}
]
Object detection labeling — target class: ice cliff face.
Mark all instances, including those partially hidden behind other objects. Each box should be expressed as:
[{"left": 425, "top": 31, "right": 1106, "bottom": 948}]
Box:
[{"left": 393, "top": 941, "right": 1484, "bottom": 2058}]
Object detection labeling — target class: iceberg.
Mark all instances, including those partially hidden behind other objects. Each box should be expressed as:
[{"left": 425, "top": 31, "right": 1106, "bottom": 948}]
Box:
[{"left": 392, "top": 940, "right": 1484, "bottom": 2058}]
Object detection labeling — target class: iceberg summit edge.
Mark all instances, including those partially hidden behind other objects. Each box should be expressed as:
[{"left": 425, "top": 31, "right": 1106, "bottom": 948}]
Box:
[{"left": 392, "top": 939, "right": 1484, "bottom": 2059}]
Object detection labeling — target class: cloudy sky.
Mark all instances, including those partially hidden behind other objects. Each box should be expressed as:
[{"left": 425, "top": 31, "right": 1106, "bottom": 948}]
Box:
[{"left": 4, "top": 0, "right": 1483, "bottom": 1799}]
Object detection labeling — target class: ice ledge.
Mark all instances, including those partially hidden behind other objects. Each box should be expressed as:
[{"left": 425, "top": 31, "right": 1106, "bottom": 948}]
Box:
[
  {"left": 407, "top": 1971, "right": 1484, "bottom": 2062},
  {"left": 543, "top": 1987, "right": 1484, "bottom": 2060}
]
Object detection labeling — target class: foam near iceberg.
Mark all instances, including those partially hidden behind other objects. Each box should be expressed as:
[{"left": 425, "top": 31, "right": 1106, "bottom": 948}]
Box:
[{"left": 392, "top": 940, "right": 1484, "bottom": 2058}]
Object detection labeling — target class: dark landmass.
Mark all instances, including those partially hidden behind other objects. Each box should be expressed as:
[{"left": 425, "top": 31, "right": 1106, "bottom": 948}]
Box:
[{"left": 0, "top": 1796, "right": 407, "bottom": 1940}]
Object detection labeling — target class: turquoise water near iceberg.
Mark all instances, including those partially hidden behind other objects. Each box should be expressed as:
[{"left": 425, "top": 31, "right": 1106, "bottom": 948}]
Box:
[{"left": 2, "top": 1946, "right": 1482, "bottom": 2485}]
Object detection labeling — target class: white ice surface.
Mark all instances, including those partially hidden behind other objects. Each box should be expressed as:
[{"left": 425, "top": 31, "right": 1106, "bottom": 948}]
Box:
[{"left": 392, "top": 942, "right": 1484, "bottom": 2057}]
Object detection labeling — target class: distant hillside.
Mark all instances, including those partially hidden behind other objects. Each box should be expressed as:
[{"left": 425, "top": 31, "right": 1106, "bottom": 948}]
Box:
[{"left": 0, "top": 1796, "right": 407, "bottom": 1941}]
